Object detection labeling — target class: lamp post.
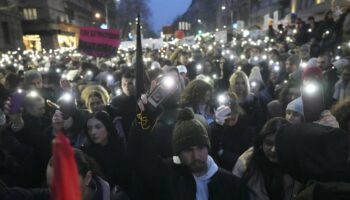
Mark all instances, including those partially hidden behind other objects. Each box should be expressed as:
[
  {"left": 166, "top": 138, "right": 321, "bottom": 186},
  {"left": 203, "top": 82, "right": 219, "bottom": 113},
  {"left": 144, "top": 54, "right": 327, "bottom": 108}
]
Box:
[
  {"left": 221, "top": 0, "right": 234, "bottom": 28},
  {"left": 104, "top": 0, "right": 109, "bottom": 28}
]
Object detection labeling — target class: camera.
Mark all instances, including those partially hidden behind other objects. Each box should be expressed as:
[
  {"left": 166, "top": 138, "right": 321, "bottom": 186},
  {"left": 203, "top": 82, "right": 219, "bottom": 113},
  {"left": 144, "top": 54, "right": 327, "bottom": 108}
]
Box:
[
  {"left": 47, "top": 93, "right": 74, "bottom": 120},
  {"left": 147, "top": 76, "right": 178, "bottom": 110}
]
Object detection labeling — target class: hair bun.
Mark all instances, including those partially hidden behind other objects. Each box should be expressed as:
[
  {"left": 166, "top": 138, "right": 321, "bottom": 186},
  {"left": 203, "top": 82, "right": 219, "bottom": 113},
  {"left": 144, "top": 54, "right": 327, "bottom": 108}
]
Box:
[{"left": 177, "top": 108, "right": 194, "bottom": 121}]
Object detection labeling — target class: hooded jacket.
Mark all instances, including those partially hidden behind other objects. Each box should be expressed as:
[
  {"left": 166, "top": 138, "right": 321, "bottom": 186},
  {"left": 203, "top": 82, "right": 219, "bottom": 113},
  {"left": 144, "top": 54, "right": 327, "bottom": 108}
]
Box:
[{"left": 275, "top": 123, "right": 350, "bottom": 183}]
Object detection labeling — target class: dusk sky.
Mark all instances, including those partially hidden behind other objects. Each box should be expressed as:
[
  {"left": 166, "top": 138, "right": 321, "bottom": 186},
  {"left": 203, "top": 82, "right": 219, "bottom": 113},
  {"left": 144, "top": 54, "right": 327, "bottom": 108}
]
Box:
[{"left": 149, "top": 0, "right": 192, "bottom": 33}]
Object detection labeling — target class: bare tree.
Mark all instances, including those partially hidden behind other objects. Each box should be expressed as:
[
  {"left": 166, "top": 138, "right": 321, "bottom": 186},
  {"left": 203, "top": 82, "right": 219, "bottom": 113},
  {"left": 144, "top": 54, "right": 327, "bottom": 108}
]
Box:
[{"left": 116, "top": 0, "right": 155, "bottom": 38}]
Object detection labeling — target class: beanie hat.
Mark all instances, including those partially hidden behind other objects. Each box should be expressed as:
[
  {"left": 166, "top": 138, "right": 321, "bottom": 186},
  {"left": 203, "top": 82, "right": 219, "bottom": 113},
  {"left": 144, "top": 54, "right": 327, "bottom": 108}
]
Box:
[
  {"left": 24, "top": 70, "right": 42, "bottom": 86},
  {"left": 302, "top": 66, "right": 323, "bottom": 80},
  {"left": 306, "top": 58, "right": 318, "bottom": 68},
  {"left": 151, "top": 61, "right": 161, "bottom": 70},
  {"left": 177, "top": 65, "right": 188, "bottom": 74},
  {"left": 286, "top": 97, "right": 304, "bottom": 117},
  {"left": 332, "top": 59, "right": 349, "bottom": 74},
  {"left": 215, "top": 105, "right": 231, "bottom": 126},
  {"left": 172, "top": 108, "right": 211, "bottom": 155}
]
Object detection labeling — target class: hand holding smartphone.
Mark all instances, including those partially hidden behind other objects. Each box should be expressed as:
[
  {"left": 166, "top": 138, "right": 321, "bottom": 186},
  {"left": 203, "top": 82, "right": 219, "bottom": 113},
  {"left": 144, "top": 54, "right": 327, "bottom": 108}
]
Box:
[
  {"left": 146, "top": 76, "right": 178, "bottom": 111},
  {"left": 10, "top": 90, "right": 26, "bottom": 114}
]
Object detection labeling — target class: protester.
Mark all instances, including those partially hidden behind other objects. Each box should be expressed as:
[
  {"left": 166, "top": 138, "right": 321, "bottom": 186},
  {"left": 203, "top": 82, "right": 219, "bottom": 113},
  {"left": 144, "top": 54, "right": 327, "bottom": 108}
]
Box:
[
  {"left": 128, "top": 103, "right": 249, "bottom": 199},
  {"left": 1, "top": 149, "right": 127, "bottom": 200},
  {"left": 233, "top": 117, "right": 300, "bottom": 200},
  {"left": 82, "top": 111, "right": 128, "bottom": 191},
  {"left": 229, "top": 70, "right": 265, "bottom": 132},
  {"left": 210, "top": 92, "right": 254, "bottom": 171},
  {"left": 180, "top": 79, "right": 215, "bottom": 124},
  {"left": 1, "top": 5, "right": 350, "bottom": 198}
]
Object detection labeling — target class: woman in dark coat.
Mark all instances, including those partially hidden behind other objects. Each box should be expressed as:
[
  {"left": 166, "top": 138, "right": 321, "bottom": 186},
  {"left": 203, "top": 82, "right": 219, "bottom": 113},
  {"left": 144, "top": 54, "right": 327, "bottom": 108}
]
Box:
[
  {"left": 210, "top": 92, "right": 255, "bottom": 171},
  {"left": 82, "top": 111, "right": 128, "bottom": 190}
]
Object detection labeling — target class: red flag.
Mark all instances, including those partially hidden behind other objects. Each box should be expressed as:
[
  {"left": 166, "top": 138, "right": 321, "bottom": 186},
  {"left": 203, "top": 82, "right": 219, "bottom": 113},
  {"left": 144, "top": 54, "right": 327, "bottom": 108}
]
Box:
[{"left": 51, "top": 132, "right": 82, "bottom": 200}]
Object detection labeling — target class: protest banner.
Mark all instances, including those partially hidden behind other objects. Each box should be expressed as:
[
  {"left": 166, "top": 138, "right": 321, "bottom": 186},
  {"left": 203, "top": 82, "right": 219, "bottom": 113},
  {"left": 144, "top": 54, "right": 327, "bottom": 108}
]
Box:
[{"left": 78, "top": 26, "right": 120, "bottom": 58}]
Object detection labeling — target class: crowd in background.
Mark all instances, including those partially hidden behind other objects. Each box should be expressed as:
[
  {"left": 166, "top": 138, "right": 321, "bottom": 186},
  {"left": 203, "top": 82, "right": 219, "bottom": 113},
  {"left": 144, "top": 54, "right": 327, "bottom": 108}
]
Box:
[{"left": 1, "top": 5, "right": 350, "bottom": 200}]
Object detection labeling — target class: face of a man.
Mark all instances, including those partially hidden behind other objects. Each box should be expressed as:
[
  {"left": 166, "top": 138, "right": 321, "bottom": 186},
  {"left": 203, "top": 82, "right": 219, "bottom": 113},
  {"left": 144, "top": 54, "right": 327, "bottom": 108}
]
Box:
[
  {"left": 30, "top": 78, "right": 43, "bottom": 90},
  {"left": 27, "top": 98, "right": 45, "bottom": 117},
  {"left": 317, "top": 56, "right": 330, "bottom": 70},
  {"left": 121, "top": 77, "right": 135, "bottom": 96},
  {"left": 179, "top": 145, "right": 208, "bottom": 176},
  {"left": 286, "top": 60, "right": 297, "bottom": 73}
]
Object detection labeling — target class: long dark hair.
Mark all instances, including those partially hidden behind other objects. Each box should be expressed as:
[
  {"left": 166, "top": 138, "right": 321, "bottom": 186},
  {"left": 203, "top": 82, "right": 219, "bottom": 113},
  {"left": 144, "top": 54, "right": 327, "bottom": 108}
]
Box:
[
  {"left": 242, "top": 117, "right": 290, "bottom": 200},
  {"left": 84, "top": 111, "right": 115, "bottom": 145}
]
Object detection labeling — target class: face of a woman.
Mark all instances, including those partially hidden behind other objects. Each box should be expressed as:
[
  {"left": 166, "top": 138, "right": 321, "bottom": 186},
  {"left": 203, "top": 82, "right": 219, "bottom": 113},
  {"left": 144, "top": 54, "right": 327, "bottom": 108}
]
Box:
[
  {"left": 88, "top": 96, "right": 104, "bottom": 114},
  {"left": 200, "top": 90, "right": 212, "bottom": 105},
  {"left": 46, "top": 158, "right": 90, "bottom": 199},
  {"left": 285, "top": 110, "right": 302, "bottom": 124},
  {"left": 263, "top": 133, "right": 278, "bottom": 163},
  {"left": 87, "top": 118, "right": 109, "bottom": 145},
  {"left": 234, "top": 77, "right": 246, "bottom": 96}
]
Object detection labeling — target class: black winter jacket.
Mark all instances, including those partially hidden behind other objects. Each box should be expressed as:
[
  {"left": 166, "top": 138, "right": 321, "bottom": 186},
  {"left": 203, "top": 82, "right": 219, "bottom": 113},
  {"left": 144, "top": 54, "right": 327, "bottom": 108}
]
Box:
[{"left": 128, "top": 118, "right": 249, "bottom": 200}]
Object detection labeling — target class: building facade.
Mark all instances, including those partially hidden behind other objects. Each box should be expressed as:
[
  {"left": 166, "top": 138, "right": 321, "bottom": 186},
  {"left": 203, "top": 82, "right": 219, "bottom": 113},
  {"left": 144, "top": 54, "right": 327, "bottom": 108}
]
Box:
[
  {"left": 245, "top": 0, "right": 349, "bottom": 29},
  {"left": 0, "top": 0, "right": 23, "bottom": 51},
  {"left": 20, "top": 0, "right": 110, "bottom": 50}
]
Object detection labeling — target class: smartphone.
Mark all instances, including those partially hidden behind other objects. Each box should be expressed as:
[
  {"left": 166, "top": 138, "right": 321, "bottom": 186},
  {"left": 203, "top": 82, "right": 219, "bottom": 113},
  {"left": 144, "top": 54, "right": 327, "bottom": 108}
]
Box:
[
  {"left": 147, "top": 76, "right": 178, "bottom": 110},
  {"left": 301, "top": 82, "right": 325, "bottom": 122},
  {"left": 46, "top": 100, "right": 69, "bottom": 120},
  {"left": 10, "top": 90, "right": 26, "bottom": 114}
]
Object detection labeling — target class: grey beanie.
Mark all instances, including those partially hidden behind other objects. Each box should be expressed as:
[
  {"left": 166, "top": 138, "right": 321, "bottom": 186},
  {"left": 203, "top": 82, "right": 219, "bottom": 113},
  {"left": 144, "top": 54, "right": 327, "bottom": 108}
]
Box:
[{"left": 24, "top": 70, "right": 42, "bottom": 85}]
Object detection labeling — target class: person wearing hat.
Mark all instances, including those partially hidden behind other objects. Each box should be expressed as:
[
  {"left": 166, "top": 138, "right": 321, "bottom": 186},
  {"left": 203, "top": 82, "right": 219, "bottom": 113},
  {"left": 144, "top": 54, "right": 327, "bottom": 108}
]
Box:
[
  {"left": 128, "top": 96, "right": 248, "bottom": 200},
  {"left": 332, "top": 59, "right": 350, "bottom": 103},
  {"left": 285, "top": 97, "right": 304, "bottom": 124}
]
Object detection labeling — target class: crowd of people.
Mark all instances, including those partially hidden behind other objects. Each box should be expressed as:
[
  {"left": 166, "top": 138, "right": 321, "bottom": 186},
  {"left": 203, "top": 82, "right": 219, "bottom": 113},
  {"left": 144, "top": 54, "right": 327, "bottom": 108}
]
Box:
[{"left": 1, "top": 5, "right": 350, "bottom": 200}]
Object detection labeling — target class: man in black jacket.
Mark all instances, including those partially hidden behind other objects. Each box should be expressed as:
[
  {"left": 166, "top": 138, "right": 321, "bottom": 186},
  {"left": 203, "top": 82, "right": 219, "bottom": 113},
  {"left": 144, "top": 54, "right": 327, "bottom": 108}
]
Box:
[{"left": 128, "top": 96, "right": 248, "bottom": 200}]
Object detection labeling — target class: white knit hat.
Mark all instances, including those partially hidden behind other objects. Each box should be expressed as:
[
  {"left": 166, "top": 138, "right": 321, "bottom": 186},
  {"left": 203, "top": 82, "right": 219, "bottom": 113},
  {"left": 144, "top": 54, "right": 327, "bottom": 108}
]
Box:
[
  {"left": 177, "top": 65, "right": 187, "bottom": 74},
  {"left": 286, "top": 97, "right": 304, "bottom": 117},
  {"left": 151, "top": 61, "right": 161, "bottom": 70},
  {"left": 215, "top": 105, "right": 231, "bottom": 125}
]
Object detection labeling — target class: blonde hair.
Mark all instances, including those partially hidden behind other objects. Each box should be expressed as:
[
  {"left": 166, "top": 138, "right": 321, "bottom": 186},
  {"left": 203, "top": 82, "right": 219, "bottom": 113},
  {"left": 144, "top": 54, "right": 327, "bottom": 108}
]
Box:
[
  {"left": 81, "top": 85, "right": 110, "bottom": 109},
  {"left": 229, "top": 71, "right": 250, "bottom": 98}
]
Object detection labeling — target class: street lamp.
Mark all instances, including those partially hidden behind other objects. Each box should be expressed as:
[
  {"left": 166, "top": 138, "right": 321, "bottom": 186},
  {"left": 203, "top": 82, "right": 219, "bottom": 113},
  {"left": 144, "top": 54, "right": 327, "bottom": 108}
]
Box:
[
  {"left": 221, "top": 6, "right": 226, "bottom": 10},
  {"left": 197, "top": 19, "right": 202, "bottom": 24},
  {"left": 95, "top": 12, "right": 101, "bottom": 19}
]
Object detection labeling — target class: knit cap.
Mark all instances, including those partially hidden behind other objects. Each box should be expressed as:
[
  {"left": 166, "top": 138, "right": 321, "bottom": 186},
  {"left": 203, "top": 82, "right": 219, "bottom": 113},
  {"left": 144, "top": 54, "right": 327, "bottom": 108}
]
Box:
[
  {"left": 172, "top": 108, "right": 211, "bottom": 155},
  {"left": 286, "top": 97, "right": 304, "bottom": 117},
  {"left": 177, "top": 65, "right": 188, "bottom": 74},
  {"left": 24, "top": 70, "right": 42, "bottom": 86}
]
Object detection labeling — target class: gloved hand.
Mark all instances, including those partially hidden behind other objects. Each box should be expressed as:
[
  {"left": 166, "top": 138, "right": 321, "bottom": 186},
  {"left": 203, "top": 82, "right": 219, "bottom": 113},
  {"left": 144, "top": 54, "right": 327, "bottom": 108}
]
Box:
[{"left": 215, "top": 105, "right": 231, "bottom": 126}]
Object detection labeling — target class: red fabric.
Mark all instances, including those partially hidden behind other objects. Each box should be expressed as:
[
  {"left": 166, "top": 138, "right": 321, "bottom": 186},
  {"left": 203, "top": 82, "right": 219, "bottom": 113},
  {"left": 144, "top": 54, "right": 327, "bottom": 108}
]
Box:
[
  {"left": 302, "top": 66, "right": 323, "bottom": 80},
  {"left": 51, "top": 132, "right": 82, "bottom": 200}
]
